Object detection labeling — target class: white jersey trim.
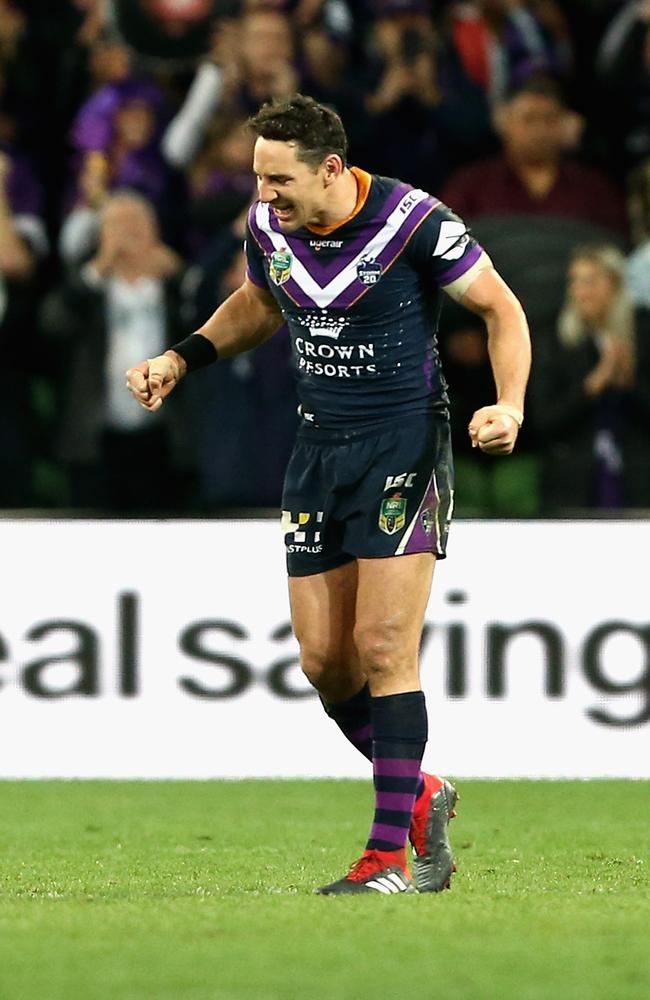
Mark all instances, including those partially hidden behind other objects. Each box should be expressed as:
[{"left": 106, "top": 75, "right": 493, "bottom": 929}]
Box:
[{"left": 255, "top": 189, "right": 430, "bottom": 308}]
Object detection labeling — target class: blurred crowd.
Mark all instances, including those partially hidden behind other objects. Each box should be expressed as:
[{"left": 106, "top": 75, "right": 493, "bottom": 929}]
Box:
[{"left": 1, "top": 0, "right": 650, "bottom": 516}]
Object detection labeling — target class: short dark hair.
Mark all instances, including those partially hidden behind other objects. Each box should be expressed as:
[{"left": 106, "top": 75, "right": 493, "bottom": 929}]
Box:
[
  {"left": 247, "top": 94, "right": 348, "bottom": 170},
  {"left": 505, "top": 73, "right": 566, "bottom": 107}
]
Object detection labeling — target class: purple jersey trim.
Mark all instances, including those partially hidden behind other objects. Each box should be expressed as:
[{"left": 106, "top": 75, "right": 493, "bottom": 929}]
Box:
[
  {"left": 247, "top": 212, "right": 314, "bottom": 305},
  {"left": 266, "top": 181, "right": 412, "bottom": 284},
  {"left": 342, "top": 200, "right": 437, "bottom": 310},
  {"left": 438, "top": 243, "right": 483, "bottom": 285},
  {"left": 403, "top": 472, "right": 441, "bottom": 555},
  {"left": 247, "top": 192, "right": 452, "bottom": 311},
  {"left": 247, "top": 203, "right": 267, "bottom": 250},
  {"left": 322, "top": 198, "right": 435, "bottom": 310}
]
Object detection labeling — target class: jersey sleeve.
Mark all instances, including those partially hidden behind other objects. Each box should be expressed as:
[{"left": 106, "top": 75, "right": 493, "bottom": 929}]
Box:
[
  {"left": 244, "top": 207, "right": 269, "bottom": 290},
  {"left": 408, "top": 200, "right": 485, "bottom": 288}
]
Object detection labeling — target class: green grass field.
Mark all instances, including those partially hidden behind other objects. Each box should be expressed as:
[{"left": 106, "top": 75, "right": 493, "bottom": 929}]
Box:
[{"left": 0, "top": 780, "right": 648, "bottom": 1000}]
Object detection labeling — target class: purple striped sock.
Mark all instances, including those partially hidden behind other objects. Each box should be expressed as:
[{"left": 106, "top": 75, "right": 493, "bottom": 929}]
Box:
[
  {"left": 366, "top": 692, "right": 427, "bottom": 853},
  {"left": 322, "top": 687, "right": 425, "bottom": 796}
]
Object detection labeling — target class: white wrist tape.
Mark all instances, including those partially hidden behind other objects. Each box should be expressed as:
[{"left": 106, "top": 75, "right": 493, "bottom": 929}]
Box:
[{"left": 494, "top": 403, "right": 524, "bottom": 427}]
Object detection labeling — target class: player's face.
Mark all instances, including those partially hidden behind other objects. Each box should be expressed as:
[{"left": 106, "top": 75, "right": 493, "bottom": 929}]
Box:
[{"left": 253, "top": 137, "right": 327, "bottom": 232}]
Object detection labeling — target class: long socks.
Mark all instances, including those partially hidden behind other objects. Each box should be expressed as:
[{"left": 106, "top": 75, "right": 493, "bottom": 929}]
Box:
[
  {"left": 323, "top": 684, "right": 425, "bottom": 797},
  {"left": 365, "top": 691, "right": 428, "bottom": 853}
]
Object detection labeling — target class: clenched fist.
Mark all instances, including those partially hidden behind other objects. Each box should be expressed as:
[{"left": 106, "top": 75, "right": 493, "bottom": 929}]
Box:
[
  {"left": 468, "top": 404, "right": 523, "bottom": 455},
  {"left": 125, "top": 353, "right": 183, "bottom": 412}
]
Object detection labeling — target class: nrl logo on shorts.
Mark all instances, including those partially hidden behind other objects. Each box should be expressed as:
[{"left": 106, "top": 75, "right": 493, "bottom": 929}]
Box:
[
  {"left": 379, "top": 494, "right": 406, "bottom": 535},
  {"left": 356, "top": 257, "right": 383, "bottom": 286},
  {"left": 269, "top": 247, "right": 293, "bottom": 286}
]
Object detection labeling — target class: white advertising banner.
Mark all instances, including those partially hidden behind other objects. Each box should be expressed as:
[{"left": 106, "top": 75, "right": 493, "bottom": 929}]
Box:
[{"left": 0, "top": 519, "right": 647, "bottom": 779}]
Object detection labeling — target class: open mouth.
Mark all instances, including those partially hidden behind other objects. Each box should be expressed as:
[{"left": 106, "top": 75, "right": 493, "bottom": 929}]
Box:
[{"left": 273, "top": 205, "right": 294, "bottom": 221}]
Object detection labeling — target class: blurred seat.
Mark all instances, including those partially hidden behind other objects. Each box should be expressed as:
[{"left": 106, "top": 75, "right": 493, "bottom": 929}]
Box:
[
  {"left": 443, "top": 214, "right": 627, "bottom": 337},
  {"left": 439, "top": 215, "right": 627, "bottom": 517}
]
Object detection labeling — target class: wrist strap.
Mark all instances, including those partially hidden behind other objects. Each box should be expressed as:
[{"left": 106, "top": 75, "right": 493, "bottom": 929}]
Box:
[
  {"left": 495, "top": 403, "right": 524, "bottom": 427},
  {"left": 169, "top": 334, "right": 218, "bottom": 372}
]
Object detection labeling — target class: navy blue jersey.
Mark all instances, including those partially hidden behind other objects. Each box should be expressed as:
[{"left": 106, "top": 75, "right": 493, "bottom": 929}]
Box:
[{"left": 245, "top": 169, "right": 484, "bottom": 430}]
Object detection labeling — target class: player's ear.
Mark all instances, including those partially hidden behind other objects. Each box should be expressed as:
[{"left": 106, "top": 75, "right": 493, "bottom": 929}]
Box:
[{"left": 322, "top": 154, "right": 344, "bottom": 186}]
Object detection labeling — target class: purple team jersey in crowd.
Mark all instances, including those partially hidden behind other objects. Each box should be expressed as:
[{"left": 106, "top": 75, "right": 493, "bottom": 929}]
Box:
[{"left": 245, "top": 169, "right": 484, "bottom": 430}]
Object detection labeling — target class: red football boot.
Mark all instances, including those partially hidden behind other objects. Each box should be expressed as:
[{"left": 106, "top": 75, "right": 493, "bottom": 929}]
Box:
[
  {"left": 315, "top": 849, "right": 415, "bottom": 895},
  {"left": 410, "top": 774, "right": 458, "bottom": 892}
]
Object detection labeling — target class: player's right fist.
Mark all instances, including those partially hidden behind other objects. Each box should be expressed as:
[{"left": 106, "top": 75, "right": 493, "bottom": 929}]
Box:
[{"left": 125, "top": 353, "right": 181, "bottom": 412}]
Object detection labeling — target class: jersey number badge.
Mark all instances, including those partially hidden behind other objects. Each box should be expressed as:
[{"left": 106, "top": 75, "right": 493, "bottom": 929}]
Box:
[
  {"left": 379, "top": 495, "right": 406, "bottom": 534},
  {"left": 356, "top": 257, "right": 383, "bottom": 286},
  {"left": 269, "top": 248, "right": 293, "bottom": 286}
]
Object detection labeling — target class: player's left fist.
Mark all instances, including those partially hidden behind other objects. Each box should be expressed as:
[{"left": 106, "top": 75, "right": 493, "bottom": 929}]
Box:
[{"left": 468, "top": 404, "right": 523, "bottom": 455}]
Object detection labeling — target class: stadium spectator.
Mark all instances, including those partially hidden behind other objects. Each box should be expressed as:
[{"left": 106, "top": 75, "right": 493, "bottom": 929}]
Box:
[
  {"left": 161, "top": 8, "right": 299, "bottom": 183},
  {"left": 18, "top": 5, "right": 123, "bottom": 249},
  {"left": 59, "top": 148, "right": 111, "bottom": 266},
  {"left": 597, "top": 0, "right": 650, "bottom": 172},
  {"left": 0, "top": 142, "right": 48, "bottom": 507},
  {"left": 19, "top": 4, "right": 118, "bottom": 134},
  {"left": 63, "top": 74, "right": 188, "bottom": 255},
  {"left": 361, "top": 0, "right": 492, "bottom": 189},
  {"left": 160, "top": 17, "right": 242, "bottom": 172},
  {"left": 300, "top": 3, "right": 368, "bottom": 162},
  {"left": 300, "top": 0, "right": 352, "bottom": 34},
  {"left": 183, "top": 113, "right": 255, "bottom": 257},
  {"left": 227, "top": 6, "right": 300, "bottom": 109},
  {"left": 61, "top": 25, "right": 133, "bottom": 121},
  {"left": 626, "top": 141, "right": 650, "bottom": 301},
  {"left": 530, "top": 243, "right": 650, "bottom": 512},
  {"left": 627, "top": 156, "right": 650, "bottom": 246},
  {"left": 189, "top": 5, "right": 301, "bottom": 115},
  {"left": 111, "top": 0, "right": 221, "bottom": 65},
  {"left": 627, "top": 236, "right": 650, "bottom": 308},
  {"left": 437, "top": 295, "right": 540, "bottom": 517},
  {"left": 442, "top": 0, "right": 572, "bottom": 107},
  {"left": 0, "top": 0, "right": 38, "bottom": 143},
  {"left": 70, "top": 76, "right": 171, "bottom": 199},
  {"left": 41, "top": 191, "right": 192, "bottom": 512},
  {"left": 51, "top": 13, "right": 131, "bottom": 122},
  {"left": 187, "top": 215, "right": 298, "bottom": 508},
  {"left": 2, "top": 0, "right": 646, "bottom": 516},
  {"left": 441, "top": 74, "right": 628, "bottom": 238}
]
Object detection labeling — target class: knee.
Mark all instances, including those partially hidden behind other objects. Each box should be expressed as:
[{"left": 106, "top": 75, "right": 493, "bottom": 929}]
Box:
[
  {"left": 298, "top": 642, "right": 363, "bottom": 701},
  {"left": 299, "top": 645, "right": 339, "bottom": 690},
  {"left": 353, "top": 620, "right": 405, "bottom": 682}
]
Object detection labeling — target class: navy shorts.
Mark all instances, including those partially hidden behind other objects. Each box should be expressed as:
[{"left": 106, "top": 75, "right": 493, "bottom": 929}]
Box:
[{"left": 281, "top": 414, "right": 454, "bottom": 577}]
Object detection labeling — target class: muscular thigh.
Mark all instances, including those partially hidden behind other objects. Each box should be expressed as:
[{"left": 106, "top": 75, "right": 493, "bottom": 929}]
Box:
[
  {"left": 288, "top": 549, "right": 435, "bottom": 698},
  {"left": 354, "top": 552, "right": 436, "bottom": 694},
  {"left": 289, "top": 561, "right": 358, "bottom": 670}
]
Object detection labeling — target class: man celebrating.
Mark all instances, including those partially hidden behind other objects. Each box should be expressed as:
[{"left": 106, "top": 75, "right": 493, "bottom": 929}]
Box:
[{"left": 126, "top": 95, "right": 530, "bottom": 896}]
